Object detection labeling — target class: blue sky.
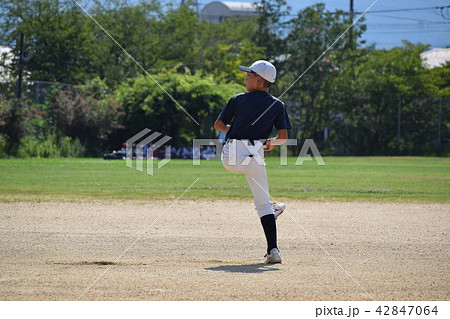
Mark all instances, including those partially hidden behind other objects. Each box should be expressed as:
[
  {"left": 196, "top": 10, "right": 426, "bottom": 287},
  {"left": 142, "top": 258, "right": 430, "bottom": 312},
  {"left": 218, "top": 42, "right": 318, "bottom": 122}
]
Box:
[{"left": 198, "top": 0, "right": 450, "bottom": 49}]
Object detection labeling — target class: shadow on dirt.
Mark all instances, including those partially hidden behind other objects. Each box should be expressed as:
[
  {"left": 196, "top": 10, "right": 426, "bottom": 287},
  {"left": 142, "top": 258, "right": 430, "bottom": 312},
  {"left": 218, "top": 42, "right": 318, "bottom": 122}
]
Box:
[{"left": 205, "top": 263, "right": 281, "bottom": 274}]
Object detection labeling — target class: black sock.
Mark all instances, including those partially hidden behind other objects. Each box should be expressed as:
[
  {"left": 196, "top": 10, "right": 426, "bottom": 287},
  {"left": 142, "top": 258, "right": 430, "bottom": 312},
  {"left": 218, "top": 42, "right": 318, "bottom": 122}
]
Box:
[{"left": 260, "top": 214, "right": 277, "bottom": 255}]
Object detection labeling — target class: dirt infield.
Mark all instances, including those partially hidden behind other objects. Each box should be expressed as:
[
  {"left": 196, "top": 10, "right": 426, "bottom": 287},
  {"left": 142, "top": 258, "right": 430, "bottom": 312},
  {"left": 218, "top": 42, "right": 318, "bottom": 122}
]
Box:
[{"left": 0, "top": 200, "right": 448, "bottom": 301}]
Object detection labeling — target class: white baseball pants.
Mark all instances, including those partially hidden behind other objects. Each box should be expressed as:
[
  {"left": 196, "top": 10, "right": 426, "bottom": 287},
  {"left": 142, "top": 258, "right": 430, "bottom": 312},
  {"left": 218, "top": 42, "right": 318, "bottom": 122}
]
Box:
[{"left": 221, "top": 139, "right": 274, "bottom": 218}]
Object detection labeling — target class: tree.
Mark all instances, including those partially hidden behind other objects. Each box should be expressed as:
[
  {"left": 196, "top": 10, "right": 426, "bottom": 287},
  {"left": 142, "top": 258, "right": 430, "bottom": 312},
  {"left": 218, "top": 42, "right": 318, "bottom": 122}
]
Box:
[
  {"left": 51, "top": 77, "right": 122, "bottom": 156},
  {"left": 115, "top": 71, "right": 243, "bottom": 146},
  {"left": 0, "top": 0, "right": 94, "bottom": 84},
  {"left": 423, "top": 61, "right": 450, "bottom": 99},
  {"left": 254, "top": 0, "right": 291, "bottom": 60},
  {"left": 0, "top": 98, "right": 28, "bottom": 156},
  {"left": 276, "top": 3, "right": 366, "bottom": 152},
  {"left": 85, "top": 0, "right": 163, "bottom": 87},
  {"left": 193, "top": 17, "right": 265, "bottom": 83},
  {"left": 329, "top": 42, "right": 443, "bottom": 155}
]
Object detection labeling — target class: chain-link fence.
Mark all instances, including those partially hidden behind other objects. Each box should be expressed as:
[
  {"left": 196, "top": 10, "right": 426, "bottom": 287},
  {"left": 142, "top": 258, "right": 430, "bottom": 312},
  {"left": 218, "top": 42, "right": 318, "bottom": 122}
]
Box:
[
  {"left": 26, "top": 80, "right": 74, "bottom": 105},
  {"left": 1, "top": 79, "right": 448, "bottom": 156}
]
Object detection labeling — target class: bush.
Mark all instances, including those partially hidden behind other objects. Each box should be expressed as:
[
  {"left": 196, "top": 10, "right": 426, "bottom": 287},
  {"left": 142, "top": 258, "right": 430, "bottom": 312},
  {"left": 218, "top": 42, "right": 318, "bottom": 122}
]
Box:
[
  {"left": 58, "top": 136, "right": 86, "bottom": 157},
  {"left": 0, "top": 134, "right": 7, "bottom": 158},
  {"left": 16, "top": 134, "right": 86, "bottom": 158},
  {"left": 51, "top": 78, "right": 123, "bottom": 156},
  {"left": 116, "top": 72, "right": 243, "bottom": 146},
  {"left": 0, "top": 98, "right": 29, "bottom": 156}
]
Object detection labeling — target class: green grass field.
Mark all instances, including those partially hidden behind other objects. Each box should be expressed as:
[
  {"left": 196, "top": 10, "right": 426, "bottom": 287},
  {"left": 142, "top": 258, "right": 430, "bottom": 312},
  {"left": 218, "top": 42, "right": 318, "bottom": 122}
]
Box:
[{"left": 0, "top": 157, "right": 449, "bottom": 202}]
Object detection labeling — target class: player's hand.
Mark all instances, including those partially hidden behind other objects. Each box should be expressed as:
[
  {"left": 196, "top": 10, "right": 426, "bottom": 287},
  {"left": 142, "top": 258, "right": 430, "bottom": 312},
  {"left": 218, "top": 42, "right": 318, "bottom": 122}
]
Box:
[{"left": 264, "top": 139, "right": 275, "bottom": 151}]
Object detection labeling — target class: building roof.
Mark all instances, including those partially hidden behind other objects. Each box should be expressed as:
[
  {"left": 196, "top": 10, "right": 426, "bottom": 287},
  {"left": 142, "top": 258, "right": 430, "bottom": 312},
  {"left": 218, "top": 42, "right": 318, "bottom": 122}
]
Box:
[
  {"left": 201, "top": 1, "right": 259, "bottom": 23},
  {"left": 420, "top": 48, "right": 450, "bottom": 69},
  {"left": 220, "top": 1, "right": 258, "bottom": 12}
]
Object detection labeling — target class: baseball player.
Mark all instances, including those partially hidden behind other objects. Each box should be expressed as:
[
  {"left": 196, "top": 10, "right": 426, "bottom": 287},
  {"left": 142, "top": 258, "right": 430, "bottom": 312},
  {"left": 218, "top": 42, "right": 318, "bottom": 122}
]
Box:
[{"left": 214, "top": 60, "right": 292, "bottom": 264}]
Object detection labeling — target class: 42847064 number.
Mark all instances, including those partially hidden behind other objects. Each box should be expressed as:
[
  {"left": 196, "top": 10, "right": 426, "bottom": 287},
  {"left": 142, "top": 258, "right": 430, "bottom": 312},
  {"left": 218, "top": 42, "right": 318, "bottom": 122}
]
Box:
[{"left": 376, "top": 305, "right": 438, "bottom": 316}]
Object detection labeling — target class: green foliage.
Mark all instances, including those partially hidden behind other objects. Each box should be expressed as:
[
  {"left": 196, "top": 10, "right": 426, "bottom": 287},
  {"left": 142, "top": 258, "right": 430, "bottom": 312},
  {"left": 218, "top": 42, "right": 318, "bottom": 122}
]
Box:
[
  {"left": 329, "top": 42, "right": 448, "bottom": 155},
  {"left": 85, "top": 0, "right": 163, "bottom": 87},
  {"left": 116, "top": 72, "right": 243, "bottom": 145},
  {"left": 0, "top": 134, "right": 7, "bottom": 158},
  {"left": 1, "top": 0, "right": 94, "bottom": 83},
  {"left": 1, "top": 77, "right": 120, "bottom": 157},
  {"left": 0, "top": 1, "right": 448, "bottom": 157},
  {"left": 50, "top": 77, "right": 123, "bottom": 156},
  {"left": 194, "top": 18, "right": 265, "bottom": 83},
  {"left": 0, "top": 98, "right": 29, "bottom": 156},
  {"left": 17, "top": 134, "right": 85, "bottom": 158},
  {"left": 0, "top": 95, "right": 87, "bottom": 158},
  {"left": 158, "top": 3, "right": 202, "bottom": 68},
  {"left": 276, "top": 3, "right": 366, "bottom": 151},
  {"left": 58, "top": 136, "right": 86, "bottom": 157},
  {"left": 254, "top": 0, "right": 291, "bottom": 59},
  {"left": 423, "top": 61, "right": 450, "bottom": 98}
]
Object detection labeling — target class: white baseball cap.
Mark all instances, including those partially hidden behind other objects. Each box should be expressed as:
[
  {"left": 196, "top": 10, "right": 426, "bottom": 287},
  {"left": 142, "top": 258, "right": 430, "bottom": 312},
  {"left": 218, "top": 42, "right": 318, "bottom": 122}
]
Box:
[{"left": 239, "top": 60, "right": 277, "bottom": 83}]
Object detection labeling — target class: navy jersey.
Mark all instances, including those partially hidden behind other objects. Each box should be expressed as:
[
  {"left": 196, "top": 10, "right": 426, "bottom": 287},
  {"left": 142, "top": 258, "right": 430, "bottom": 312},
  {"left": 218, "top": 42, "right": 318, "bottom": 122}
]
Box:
[{"left": 218, "top": 91, "right": 292, "bottom": 141}]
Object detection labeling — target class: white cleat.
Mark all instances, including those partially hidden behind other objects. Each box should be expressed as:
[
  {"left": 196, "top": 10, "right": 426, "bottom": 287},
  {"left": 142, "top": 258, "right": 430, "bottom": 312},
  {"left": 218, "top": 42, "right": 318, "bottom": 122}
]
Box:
[
  {"left": 265, "top": 248, "right": 282, "bottom": 264},
  {"left": 271, "top": 202, "right": 286, "bottom": 219}
]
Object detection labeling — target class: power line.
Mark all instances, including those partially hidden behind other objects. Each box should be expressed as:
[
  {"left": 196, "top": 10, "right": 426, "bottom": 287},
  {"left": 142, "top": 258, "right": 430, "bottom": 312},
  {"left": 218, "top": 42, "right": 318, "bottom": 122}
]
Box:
[
  {"left": 367, "top": 29, "right": 450, "bottom": 35},
  {"left": 282, "top": 5, "right": 450, "bottom": 18},
  {"left": 356, "top": 5, "right": 450, "bottom": 14},
  {"left": 369, "top": 14, "right": 450, "bottom": 24},
  {"left": 369, "top": 23, "right": 449, "bottom": 29}
]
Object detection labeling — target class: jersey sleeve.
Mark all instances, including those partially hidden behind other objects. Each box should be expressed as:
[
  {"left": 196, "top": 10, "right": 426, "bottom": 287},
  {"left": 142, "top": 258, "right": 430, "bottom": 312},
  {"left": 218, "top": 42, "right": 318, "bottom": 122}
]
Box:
[
  {"left": 217, "top": 95, "right": 237, "bottom": 125},
  {"left": 274, "top": 102, "right": 292, "bottom": 131}
]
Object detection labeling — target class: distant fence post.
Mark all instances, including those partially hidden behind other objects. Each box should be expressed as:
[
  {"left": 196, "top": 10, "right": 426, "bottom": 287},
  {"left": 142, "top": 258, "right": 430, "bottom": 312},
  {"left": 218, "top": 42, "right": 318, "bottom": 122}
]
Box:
[
  {"left": 16, "top": 33, "right": 24, "bottom": 99},
  {"left": 35, "top": 81, "right": 39, "bottom": 104},
  {"left": 438, "top": 98, "right": 442, "bottom": 150},
  {"left": 397, "top": 99, "right": 401, "bottom": 154}
]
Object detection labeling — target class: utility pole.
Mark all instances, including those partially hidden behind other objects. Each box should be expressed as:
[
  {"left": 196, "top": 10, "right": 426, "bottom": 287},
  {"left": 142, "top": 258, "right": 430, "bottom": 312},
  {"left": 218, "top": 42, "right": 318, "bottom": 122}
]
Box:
[
  {"left": 349, "top": 0, "right": 355, "bottom": 50},
  {"left": 16, "top": 32, "right": 24, "bottom": 99}
]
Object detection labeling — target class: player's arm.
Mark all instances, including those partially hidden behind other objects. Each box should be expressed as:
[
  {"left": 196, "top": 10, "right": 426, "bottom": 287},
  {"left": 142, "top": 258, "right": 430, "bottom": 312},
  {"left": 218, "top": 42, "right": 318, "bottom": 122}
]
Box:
[
  {"left": 264, "top": 129, "right": 288, "bottom": 151},
  {"left": 214, "top": 119, "right": 231, "bottom": 133}
]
